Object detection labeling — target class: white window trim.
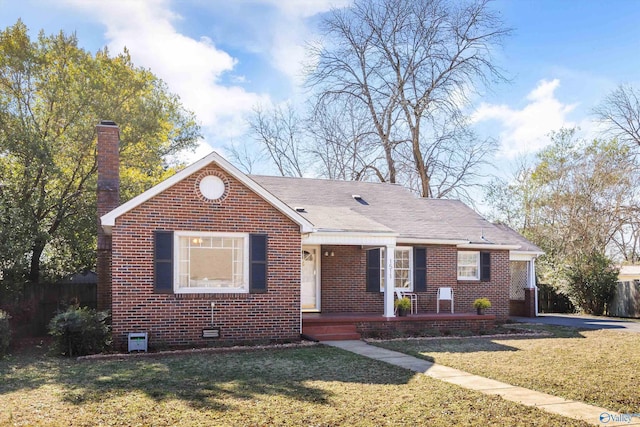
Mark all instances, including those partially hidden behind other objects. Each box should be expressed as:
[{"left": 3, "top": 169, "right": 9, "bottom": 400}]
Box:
[
  {"left": 173, "top": 231, "right": 250, "bottom": 294},
  {"left": 380, "top": 247, "right": 413, "bottom": 291},
  {"left": 457, "top": 250, "right": 480, "bottom": 281}
]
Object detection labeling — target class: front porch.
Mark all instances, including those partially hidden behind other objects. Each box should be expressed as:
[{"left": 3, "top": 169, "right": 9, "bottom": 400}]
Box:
[{"left": 302, "top": 312, "right": 497, "bottom": 341}]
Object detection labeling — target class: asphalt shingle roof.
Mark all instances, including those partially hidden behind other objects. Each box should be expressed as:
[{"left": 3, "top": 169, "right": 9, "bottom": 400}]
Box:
[
  {"left": 250, "top": 175, "right": 542, "bottom": 251},
  {"left": 492, "top": 223, "right": 544, "bottom": 253}
]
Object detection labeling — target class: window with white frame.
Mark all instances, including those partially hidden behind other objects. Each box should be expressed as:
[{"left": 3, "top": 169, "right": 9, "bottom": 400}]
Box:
[
  {"left": 457, "top": 251, "right": 480, "bottom": 280},
  {"left": 175, "top": 232, "right": 249, "bottom": 293},
  {"left": 380, "top": 247, "right": 413, "bottom": 291}
]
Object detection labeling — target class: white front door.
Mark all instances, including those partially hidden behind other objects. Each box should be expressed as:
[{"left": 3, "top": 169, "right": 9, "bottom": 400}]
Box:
[{"left": 301, "top": 246, "right": 320, "bottom": 311}]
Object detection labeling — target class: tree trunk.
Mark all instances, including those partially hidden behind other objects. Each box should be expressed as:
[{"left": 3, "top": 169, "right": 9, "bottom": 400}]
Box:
[
  {"left": 383, "top": 141, "right": 396, "bottom": 183},
  {"left": 29, "top": 240, "right": 45, "bottom": 284},
  {"left": 412, "top": 135, "right": 430, "bottom": 198}
]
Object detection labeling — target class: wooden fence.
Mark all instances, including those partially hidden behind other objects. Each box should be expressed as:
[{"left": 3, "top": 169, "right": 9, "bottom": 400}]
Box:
[
  {"left": 537, "top": 284, "right": 575, "bottom": 313},
  {"left": 1, "top": 282, "right": 97, "bottom": 336},
  {"left": 609, "top": 281, "right": 640, "bottom": 318}
]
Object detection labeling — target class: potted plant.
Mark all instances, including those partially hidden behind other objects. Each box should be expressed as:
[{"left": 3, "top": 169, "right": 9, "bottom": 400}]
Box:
[
  {"left": 395, "top": 297, "right": 412, "bottom": 317},
  {"left": 473, "top": 298, "right": 491, "bottom": 315}
]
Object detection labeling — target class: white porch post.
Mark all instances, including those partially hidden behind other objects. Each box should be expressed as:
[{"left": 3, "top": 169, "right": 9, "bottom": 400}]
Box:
[
  {"left": 383, "top": 244, "right": 396, "bottom": 317},
  {"left": 530, "top": 257, "right": 539, "bottom": 316}
]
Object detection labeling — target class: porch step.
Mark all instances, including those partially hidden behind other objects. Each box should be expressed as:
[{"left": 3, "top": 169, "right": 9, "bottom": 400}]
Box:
[{"left": 303, "top": 323, "right": 361, "bottom": 341}]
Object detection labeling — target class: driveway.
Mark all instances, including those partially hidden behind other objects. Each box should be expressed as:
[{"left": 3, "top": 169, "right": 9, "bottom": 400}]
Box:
[{"left": 511, "top": 313, "right": 640, "bottom": 333}]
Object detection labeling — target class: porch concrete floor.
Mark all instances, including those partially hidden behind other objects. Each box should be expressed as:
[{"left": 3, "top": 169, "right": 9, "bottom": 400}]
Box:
[{"left": 324, "top": 340, "right": 638, "bottom": 427}]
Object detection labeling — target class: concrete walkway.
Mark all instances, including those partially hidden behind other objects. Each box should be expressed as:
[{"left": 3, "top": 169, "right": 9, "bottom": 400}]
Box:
[
  {"left": 512, "top": 313, "right": 640, "bottom": 333},
  {"left": 324, "top": 340, "right": 640, "bottom": 427}
]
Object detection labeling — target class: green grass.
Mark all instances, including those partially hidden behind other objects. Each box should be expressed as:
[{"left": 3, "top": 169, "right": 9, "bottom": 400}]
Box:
[
  {"left": 374, "top": 325, "right": 640, "bottom": 413},
  {"left": 0, "top": 342, "right": 588, "bottom": 426}
]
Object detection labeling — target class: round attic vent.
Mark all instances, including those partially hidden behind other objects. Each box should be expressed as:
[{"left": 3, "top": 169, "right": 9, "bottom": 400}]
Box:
[{"left": 196, "top": 171, "right": 229, "bottom": 203}]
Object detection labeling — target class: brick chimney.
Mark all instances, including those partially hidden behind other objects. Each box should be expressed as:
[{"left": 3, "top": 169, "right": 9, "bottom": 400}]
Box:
[{"left": 96, "top": 120, "right": 120, "bottom": 312}]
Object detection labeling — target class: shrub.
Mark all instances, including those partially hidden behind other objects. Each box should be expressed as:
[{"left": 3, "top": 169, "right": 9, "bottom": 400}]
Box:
[
  {"left": 564, "top": 252, "right": 618, "bottom": 315},
  {"left": 394, "top": 297, "right": 412, "bottom": 310},
  {"left": 473, "top": 298, "right": 492, "bottom": 309},
  {"left": 49, "top": 306, "right": 111, "bottom": 356},
  {"left": 0, "top": 309, "right": 11, "bottom": 356}
]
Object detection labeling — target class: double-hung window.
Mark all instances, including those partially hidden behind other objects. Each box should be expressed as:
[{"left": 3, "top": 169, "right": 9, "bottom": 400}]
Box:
[
  {"left": 175, "top": 232, "right": 249, "bottom": 293},
  {"left": 380, "top": 247, "right": 413, "bottom": 291},
  {"left": 457, "top": 251, "right": 480, "bottom": 281}
]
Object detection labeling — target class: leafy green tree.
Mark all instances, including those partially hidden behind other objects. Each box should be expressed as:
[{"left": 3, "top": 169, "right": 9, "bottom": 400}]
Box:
[
  {"left": 564, "top": 252, "right": 619, "bottom": 315},
  {"left": 0, "top": 21, "right": 201, "bottom": 292},
  {"left": 486, "top": 129, "right": 639, "bottom": 290}
]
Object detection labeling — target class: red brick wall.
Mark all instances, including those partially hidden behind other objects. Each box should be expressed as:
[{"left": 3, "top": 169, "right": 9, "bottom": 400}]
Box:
[
  {"left": 320, "top": 245, "right": 511, "bottom": 321},
  {"left": 524, "top": 288, "right": 537, "bottom": 317},
  {"left": 456, "top": 250, "right": 510, "bottom": 320},
  {"left": 320, "top": 245, "right": 381, "bottom": 312},
  {"left": 110, "top": 164, "right": 301, "bottom": 349}
]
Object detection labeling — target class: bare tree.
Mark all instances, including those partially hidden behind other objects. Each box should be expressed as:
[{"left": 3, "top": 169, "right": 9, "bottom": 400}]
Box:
[
  {"left": 397, "top": 112, "right": 497, "bottom": 203},
  {"left": 247, "top": 103, "right": 307, "bottom": 177},
  {"left": 306, "top": 0, "right": 510, "bottom": 197},
  {"left": 225, "top": 141, "right": 266, "bottom": 174},
  {"left": 306, "top": 97, "right": 386, "bottom": 181},
  {"left": 611, "top": 211, "right": 640, "bottom": 264},
  {"left": 594, "top": 84, "right": 640, "bottom": 148}
]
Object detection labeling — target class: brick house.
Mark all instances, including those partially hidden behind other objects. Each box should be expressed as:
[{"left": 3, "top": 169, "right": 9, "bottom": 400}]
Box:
[{"left": 97, "top": 121, "right": 542, "bottom": 348}]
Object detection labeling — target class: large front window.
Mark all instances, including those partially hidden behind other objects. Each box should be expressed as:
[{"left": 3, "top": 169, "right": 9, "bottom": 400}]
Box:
[
  {"left": 381, "top": 247, "right": 413, "bottom": 291},
  {"left": 175, "top": 232, "right": 249, "bottom": 293},
  {"left": 457, "top": 251, "right": 480, "bottom": 280}
]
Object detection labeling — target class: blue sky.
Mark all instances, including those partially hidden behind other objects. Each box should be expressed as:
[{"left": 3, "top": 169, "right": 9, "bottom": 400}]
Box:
[{"left": 1, "top": 0, "right": 639, "bottom": 173}]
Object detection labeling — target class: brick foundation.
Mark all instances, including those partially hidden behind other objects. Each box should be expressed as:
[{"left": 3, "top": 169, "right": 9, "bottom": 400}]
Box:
[
  {"left": 356, "top": 316, "right": 496, "bottom": 338},
  {"left": 302, "top": 313, "right": 496, "bottom": 339}
]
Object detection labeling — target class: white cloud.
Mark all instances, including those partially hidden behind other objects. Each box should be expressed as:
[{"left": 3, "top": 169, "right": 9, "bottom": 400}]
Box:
[
  {"left": 253, "top": 0, "right": 351, "bottom": 86},
  {"left": 59, "top": 0, "right": 352, "bottom": 163},
  {"left": 472, "top": 79, "right": 577, "bottom": 158},
  {"left": 63, "top": 0, "right": 269, "bottom": 158},
  {"left": 262, "top": 0, "right": 347, "bottom": 18}
]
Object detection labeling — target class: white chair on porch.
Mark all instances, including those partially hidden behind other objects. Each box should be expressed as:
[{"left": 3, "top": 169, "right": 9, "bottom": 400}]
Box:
[
  {"left": 437, "top": 287, "right": 454, "bottom": 313},
  {"left": 395, "top": 288, "right": 418, "bottom": 314}
]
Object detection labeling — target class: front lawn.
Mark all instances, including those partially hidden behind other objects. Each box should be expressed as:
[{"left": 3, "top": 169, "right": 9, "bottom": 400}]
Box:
[
  {"left": 373, "top": 325, "right": 640, "bottom": 413},
  {"left": 0, "top": 342, "right": 587, "bottom": 426}
]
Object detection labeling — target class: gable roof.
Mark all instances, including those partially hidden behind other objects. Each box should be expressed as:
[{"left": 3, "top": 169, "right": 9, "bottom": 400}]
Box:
[
  {"left": 251, "top": 175, "right": 538, "bottom": 251},
  {"left": 100, "top": 152, "right": 314, "bottom": 234}
]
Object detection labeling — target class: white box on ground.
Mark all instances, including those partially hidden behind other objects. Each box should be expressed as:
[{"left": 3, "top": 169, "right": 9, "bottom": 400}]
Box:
[{"left": 128, "top": 332, "right": 148, "bottom": 352}]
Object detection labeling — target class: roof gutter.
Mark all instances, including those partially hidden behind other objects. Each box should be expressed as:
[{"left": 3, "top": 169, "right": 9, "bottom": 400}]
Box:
[
  {"left": 397, "top": 237, "right": 469, "bottom": 246},
  {"left": 457, "top": 243, "right": 521, "bottom": 250},
  {"left": 511, "top": 250, "right": 545, "bottom": 257}
]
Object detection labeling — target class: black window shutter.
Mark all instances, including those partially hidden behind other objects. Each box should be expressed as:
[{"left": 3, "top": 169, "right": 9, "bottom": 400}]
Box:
[
  {"left": 366, "top": 248, "right": 381, "bottom": 292},
  {"left": 249, "top": 234, "right": 268, "bottom": 293},
  {"left": 480, "top": 251, "right": 491, "bottom": 282},
  {"left": 413, "top": 247, "right": 427, "bottom": 292},
  {"left": 154, "top": 230, "right": 174, "bottom": 293}
]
